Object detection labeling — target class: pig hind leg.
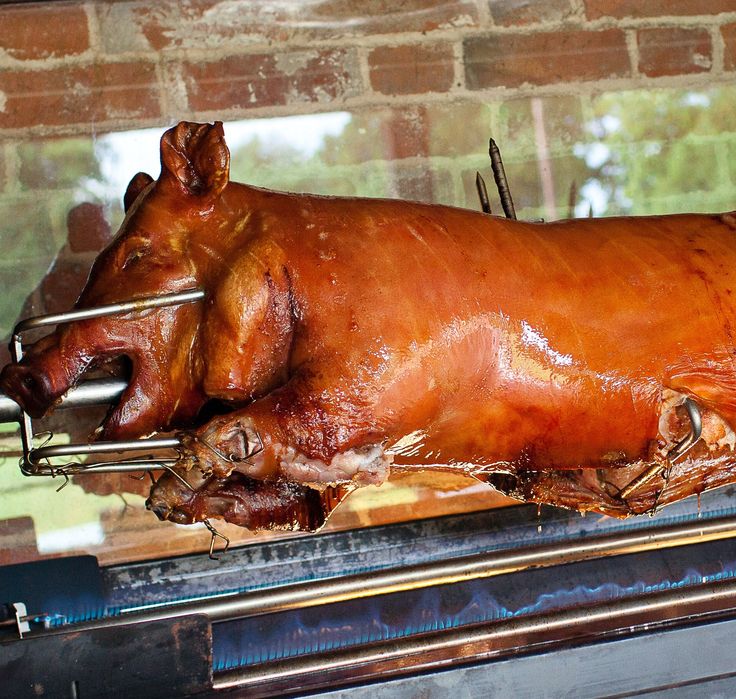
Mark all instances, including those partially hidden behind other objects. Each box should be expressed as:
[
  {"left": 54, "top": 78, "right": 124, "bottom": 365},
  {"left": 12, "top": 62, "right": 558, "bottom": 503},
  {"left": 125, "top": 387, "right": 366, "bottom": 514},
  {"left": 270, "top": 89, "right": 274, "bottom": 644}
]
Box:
[{"left": 478, "top": 388, "right": 736, "bottom": 517}]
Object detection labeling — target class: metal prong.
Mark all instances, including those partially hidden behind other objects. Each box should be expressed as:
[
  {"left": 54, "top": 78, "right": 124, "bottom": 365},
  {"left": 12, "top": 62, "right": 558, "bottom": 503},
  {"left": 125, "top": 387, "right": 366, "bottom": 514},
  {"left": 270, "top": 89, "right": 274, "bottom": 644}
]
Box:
[
  {"left": 619, "top": 398, "right": 702, "bottom": 500},
  {"left": 204, "top": 519, "right": 230, "bottom": 560},
  {"left": 476, "top": 172, "right": 491, "bottom": 214},
  {"left": 55, "top": 471, "right": 71, "bottom": 492},
  {"left": 161, "top": 464, "right": 195, "bottom": 491},
  {"left": 567, "top": 180, "right": 577, "bottom": 219},
  {"left": 247, "top": 427, "right": 264, "bottom": 459},
  {"left": 489, "top": 139, "right": 516, "bottom": 220},
  {"left": 194, "top": 425, "right": 264, "bottom": 465},
  {"left": 9, "top": 288, "right": 204, "bottom": 478}
]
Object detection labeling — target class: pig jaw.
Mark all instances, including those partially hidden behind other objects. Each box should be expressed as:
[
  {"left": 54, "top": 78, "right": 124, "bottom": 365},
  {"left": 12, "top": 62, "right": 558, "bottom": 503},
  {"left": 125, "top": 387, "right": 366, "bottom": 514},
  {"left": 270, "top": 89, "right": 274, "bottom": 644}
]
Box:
[{"left": 0, "top": 321, "right": 206, "bottom": 440}]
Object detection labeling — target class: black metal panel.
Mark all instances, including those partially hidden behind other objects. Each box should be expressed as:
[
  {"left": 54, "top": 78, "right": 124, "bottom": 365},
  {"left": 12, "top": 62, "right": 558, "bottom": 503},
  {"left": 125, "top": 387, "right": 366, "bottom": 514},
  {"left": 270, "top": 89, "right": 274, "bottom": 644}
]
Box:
[
  {"left": 0, "top": 615, "right": 212, "bottom": 698},
  {"left": 306, "top": 616, "right": 736, "bottom": 699},
  {"left": 0, "top": 556, "right": 104, "bottom": 622}
]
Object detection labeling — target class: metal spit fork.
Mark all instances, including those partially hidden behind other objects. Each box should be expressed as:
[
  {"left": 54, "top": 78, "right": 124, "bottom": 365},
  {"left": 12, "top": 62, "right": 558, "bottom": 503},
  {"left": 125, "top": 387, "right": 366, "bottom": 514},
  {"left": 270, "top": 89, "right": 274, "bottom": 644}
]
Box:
[
  {"left": 1, "top": 287, "right": 267, "bottom": 558},
  {"left": 7, "top": 288, "right": 205, "bottom": 484}
]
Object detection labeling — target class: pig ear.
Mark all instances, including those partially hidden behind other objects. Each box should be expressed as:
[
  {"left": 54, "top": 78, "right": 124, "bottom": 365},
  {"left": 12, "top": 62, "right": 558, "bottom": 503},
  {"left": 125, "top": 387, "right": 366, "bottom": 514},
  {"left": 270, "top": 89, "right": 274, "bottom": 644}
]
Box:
[
  {"left": 159, "top": 121, "right": 230, "bottom": 199},
  {"left": 124, "top": 172, "right": 154, "bottom": 212}
]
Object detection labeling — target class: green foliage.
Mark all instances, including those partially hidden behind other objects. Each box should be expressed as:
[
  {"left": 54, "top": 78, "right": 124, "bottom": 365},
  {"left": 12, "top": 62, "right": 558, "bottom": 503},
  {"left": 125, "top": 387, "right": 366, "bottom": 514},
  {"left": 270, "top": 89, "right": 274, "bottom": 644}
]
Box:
[
  {"left": 229, "top": 86, "right": 736, "bottom": 219},
  {"left": 1, "top": 138, "right": 105, "bottom": 337},
  {"left": 584, "top": 86, "right": 736, "bottom": 215},
  {"left": 19, "top": 137, "right": 103, "bottom": 193},
  {"left": 229, "top": 128, "right": 392, "bottom": 198}
]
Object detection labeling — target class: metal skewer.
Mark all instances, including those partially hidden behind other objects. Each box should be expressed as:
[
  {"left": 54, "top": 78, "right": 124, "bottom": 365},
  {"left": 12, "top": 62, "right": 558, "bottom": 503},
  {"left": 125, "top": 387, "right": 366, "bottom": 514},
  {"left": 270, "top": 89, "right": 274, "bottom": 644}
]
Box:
[
  {"left": 475, "top": 172, "right": 492, "bottom": 214},
  {"left": 0, "top": 377, "right": 126, "bottom": 423},
  {"left": 489, "top": 138, "right": 516, "bottom": 220}
]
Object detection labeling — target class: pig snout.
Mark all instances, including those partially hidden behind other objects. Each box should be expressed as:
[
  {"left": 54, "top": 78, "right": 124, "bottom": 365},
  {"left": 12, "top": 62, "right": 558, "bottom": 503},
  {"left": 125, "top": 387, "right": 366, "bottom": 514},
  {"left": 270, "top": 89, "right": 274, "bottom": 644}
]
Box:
[{"left": 0, "top": 353, "right": 77, "bottom": 418}]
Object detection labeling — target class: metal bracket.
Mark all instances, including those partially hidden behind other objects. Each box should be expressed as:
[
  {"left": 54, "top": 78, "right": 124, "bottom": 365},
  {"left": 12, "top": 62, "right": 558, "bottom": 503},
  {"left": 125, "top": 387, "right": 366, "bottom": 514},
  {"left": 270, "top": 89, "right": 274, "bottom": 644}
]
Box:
[
  {"left": 9, "top": 288, "right": 205, "bottom": 480},
  {"left": 14, "top": 602, "right": 31, "bottom": 638},
  {"left": 619, "top": 397, "right": 703, "bottom": 501}
]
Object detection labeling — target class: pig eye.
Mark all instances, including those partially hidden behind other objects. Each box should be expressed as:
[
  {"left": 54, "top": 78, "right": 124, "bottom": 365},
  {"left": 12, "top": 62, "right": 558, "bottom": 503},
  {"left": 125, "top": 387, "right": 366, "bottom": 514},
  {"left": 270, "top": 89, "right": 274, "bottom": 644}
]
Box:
[{"left": 122, "top": 247, "right": 148, "bottom": 270}]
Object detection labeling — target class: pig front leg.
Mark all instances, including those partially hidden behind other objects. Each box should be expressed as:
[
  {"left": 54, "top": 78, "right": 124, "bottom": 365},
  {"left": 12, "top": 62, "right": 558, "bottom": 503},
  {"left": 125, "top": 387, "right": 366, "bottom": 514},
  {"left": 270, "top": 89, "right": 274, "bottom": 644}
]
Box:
[
  {"left": 178, "top": 384, "right": 392, "bottom": 488},
  {"left": 200, "top": 237, "right": 294, "bottom": 403},
  {"left": 197, "top": 236, "right": 390, "bottom": 486}
]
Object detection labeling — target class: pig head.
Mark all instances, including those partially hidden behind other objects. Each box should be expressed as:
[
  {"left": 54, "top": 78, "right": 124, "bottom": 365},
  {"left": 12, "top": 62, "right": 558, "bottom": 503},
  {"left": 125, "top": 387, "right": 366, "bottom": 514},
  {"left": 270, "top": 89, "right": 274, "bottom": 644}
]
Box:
[{"left": 0, "top": 122, "right": 281, "bottom": 441}]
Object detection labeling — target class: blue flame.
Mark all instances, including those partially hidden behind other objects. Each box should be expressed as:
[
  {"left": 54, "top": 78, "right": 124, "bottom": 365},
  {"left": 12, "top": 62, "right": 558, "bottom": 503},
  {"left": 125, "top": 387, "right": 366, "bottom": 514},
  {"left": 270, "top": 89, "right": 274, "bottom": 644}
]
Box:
[
  {"left": 212, "top": 561, "right": 736, "bottom": 671},
  {"left": 36, "top": 494, "right": 736, "bottom": 641}
]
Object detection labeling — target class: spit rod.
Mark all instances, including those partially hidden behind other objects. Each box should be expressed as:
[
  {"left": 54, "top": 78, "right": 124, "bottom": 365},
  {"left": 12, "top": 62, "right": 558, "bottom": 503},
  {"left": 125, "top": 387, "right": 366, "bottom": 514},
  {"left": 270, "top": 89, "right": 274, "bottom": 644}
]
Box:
[
  {"left": 0, "top": 378, "right": 126, "bottom": 424},
  {"left": 212, "top": 574, "right": 736, "bottom": 693}
]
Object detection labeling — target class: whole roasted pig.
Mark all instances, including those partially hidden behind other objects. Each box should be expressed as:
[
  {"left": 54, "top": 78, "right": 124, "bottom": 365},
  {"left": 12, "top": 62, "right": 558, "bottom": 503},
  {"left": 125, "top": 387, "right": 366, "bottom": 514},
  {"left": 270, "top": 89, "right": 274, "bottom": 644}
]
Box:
[{"left": 3, "top": 121, "right": 736, "bottom": 531}]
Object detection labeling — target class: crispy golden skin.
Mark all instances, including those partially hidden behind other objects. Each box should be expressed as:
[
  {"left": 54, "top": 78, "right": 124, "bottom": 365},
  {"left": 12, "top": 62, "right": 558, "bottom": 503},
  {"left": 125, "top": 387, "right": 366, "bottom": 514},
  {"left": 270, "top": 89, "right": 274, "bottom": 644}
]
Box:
[{"left": 4, "top": 121, "right": 736, "bottom": 529}]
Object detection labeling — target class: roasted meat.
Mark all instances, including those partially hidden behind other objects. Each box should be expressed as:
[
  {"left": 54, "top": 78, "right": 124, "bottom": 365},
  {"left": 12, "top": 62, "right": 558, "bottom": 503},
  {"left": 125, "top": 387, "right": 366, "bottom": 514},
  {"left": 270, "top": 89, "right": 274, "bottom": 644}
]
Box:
[{"left": 3, "top": 121, "right": 736, "bottom": 530}]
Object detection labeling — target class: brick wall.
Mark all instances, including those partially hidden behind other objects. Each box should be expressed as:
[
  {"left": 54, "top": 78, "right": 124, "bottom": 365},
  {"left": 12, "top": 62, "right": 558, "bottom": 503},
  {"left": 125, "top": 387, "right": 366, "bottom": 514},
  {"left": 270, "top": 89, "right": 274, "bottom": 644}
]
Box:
[{"left": 0, "top": 1, "right": 734, "bottom": 135}]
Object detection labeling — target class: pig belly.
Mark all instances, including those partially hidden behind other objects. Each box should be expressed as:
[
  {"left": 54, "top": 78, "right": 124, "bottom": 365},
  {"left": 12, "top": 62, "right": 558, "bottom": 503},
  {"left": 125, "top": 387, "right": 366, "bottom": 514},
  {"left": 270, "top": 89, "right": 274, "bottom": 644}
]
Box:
[{"left": 379, "top": 318, "right": 660, "bottom": 472}]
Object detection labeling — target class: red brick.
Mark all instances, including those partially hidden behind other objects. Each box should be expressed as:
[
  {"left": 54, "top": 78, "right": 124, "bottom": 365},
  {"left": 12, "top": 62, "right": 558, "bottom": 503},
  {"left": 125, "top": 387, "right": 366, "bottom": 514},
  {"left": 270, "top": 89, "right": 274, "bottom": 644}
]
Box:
[
  {"left": 96, "top": 1, "right": 291, "bottom": 53},
  {"left": 0, "top": 62, "right": 160, "bottom": 130},
  {"left": 389, "top": 161, "right": 454, "bottom": 205},
  {"left": 380, "top": 107, "right": 431, "bottom": 159},
  {"left": 585, "top": 0, "right": 735, "bottom": 19},
  {"left": 369, "top": 44, "right": 455, "bottom": 96},
  {"left": 183, "top": 49, "right": 360, "bottom": 113},
  {"left": 489, "top": 0, "right": 575, "bottom": 26},
  {"left": 465, "top": 29, "right": 630, "bottom": 89},
  {"left": 67, "top": 202, "right": 112, "bottom": 253},
  {"left": 0, "top": 4, "right": 89, "bottom": 61},
  {"left": 638, "top": 27, "right": 712, "bottom": 77},
  {"left": 723, "top": 23, "right": 736, "bottom": 71},
  {"left": 97, "top": 0, "right": 478, "bottom": 53},
  {"left": 303, "top": 0, "right": 479, "bottom": 37}
]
